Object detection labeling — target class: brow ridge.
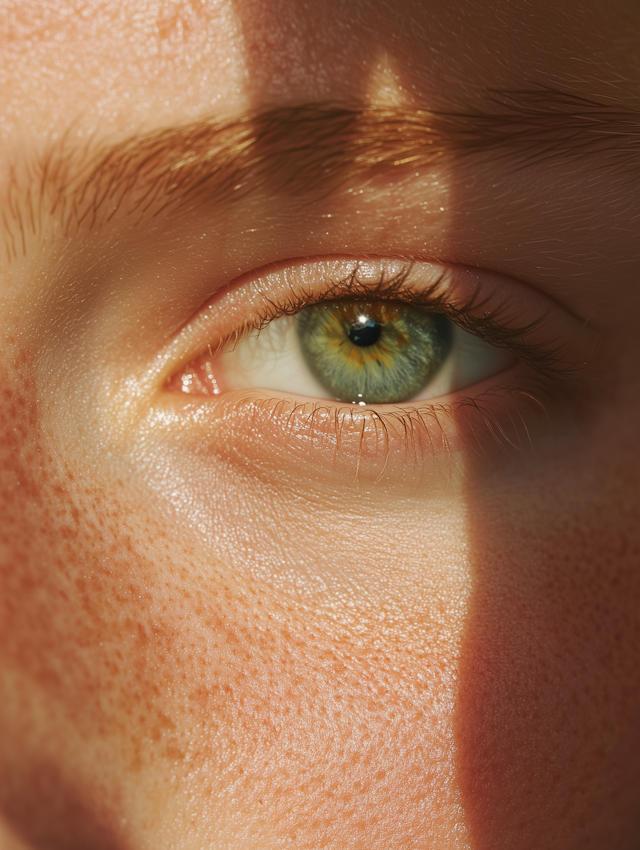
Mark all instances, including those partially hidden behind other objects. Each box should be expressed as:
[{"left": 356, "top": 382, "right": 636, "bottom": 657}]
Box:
[{"left": 4, "top": 86, "right": 640, "bottom": 260}]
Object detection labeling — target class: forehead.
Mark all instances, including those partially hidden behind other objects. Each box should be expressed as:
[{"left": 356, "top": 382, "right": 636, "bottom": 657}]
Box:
[{"left": 1, "top": 0, "right": 638, "bottom": 145}]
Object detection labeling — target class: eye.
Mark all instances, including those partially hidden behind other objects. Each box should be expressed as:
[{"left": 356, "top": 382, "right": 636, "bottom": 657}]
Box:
[
  {"left": 152, "top": 257, "right": 600, "bottom": 477},
  {"left": 162, "top": 255, "right": 598, "bottom": 429},
  {"left": 184, "top": 298, "right": 515, "bottom": 405}
]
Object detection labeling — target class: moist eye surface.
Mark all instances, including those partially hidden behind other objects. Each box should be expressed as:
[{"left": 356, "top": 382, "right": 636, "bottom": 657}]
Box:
[{"left": 296, "top": 300, "right": 453, "bottom": 404}]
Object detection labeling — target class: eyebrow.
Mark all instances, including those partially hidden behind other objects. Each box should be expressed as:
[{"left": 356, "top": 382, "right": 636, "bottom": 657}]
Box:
[{"left": 4, "top": 86, "right": 640, "bottom": 259}]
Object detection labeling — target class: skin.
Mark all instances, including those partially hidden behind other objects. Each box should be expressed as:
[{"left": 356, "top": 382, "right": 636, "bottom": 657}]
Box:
[{"left": 0, "top": 1, "right": 640, "bottom": 848}]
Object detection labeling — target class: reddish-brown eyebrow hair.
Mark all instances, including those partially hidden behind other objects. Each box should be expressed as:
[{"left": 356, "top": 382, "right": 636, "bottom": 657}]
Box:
[{"left": 3, "top": 87, "right": 640, "bottom": 260}]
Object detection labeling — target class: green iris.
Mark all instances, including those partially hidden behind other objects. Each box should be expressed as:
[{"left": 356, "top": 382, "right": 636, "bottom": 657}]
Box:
[{"left": 296, "top": 300, "right": 453, "bottom": 404}]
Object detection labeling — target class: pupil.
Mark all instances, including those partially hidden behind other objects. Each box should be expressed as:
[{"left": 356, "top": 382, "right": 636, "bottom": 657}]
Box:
[{"left": 348, "top": 317, "right": 381, "bottom": 347}]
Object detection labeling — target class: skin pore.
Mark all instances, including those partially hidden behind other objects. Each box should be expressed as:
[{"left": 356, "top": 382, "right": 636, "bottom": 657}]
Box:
[{"left": 1, "top": 1, "right": 640, "bottom": 848}]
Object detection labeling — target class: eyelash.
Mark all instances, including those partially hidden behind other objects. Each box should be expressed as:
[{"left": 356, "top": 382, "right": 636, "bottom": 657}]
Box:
[{"left": 185, "top": 262, "right": 567, "bottom": 379}]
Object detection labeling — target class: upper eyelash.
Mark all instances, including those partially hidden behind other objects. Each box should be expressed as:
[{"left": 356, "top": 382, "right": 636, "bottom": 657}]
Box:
[{"left": 214, "top": 261, "right": 572, "bottom": 381}]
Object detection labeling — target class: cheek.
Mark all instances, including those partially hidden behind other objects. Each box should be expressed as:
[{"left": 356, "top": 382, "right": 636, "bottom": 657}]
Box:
[
  {"left": 456, "top": 454, "right": 640, "bottom": 849},
  {"left": 201, "top": 631, "right": 464, "bottom": 849},
  {"left": 5, "top": 330, "right": 638, "bottom": 849},
  {"left": 0, "top": 354, "right": 472, "bottom": 849},
  {"left": 0, "top": 356, "right": 189, "bottom": 844}
]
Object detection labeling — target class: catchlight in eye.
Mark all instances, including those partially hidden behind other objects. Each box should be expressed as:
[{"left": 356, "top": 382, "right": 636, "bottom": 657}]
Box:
[{"left": 296, "top": 301, "right": 453, "bottom": 404}]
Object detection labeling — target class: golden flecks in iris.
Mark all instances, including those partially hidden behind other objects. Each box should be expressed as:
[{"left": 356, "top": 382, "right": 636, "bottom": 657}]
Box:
[
  {"left": 297, "top": 299, "right": 453, "bottom": 404},
  {"left": 320, "top": 302, "right": 414, "bottom": 371}
]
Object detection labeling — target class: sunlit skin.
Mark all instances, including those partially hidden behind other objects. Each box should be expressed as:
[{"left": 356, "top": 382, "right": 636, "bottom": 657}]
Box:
[{"left": 0, "top": 1, "right": 640, "bottom": 849}]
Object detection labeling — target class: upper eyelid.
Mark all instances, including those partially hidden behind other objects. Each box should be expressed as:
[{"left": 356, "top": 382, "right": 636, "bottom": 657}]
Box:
[
  {"left": 236, "top": 269, "right": 562, "bottom": 376},
  {"left": 155, "top": 257, "right": 604, "bottom": 391}
]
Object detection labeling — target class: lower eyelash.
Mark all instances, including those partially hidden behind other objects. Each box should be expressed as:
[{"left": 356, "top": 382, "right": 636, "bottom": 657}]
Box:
[{"left": 177, "top": 370, "right": 559, "bottom": 485}]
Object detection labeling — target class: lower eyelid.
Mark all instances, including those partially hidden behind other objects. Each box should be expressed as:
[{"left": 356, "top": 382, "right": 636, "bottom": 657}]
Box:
[{"left": 151, "top": 363, "right": 562, "bottom": 489}]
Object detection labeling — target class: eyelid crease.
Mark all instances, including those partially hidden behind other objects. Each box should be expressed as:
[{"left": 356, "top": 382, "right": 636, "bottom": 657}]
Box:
[{"left": 162, "top": 258, "right": 604, "bottom": 394}]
